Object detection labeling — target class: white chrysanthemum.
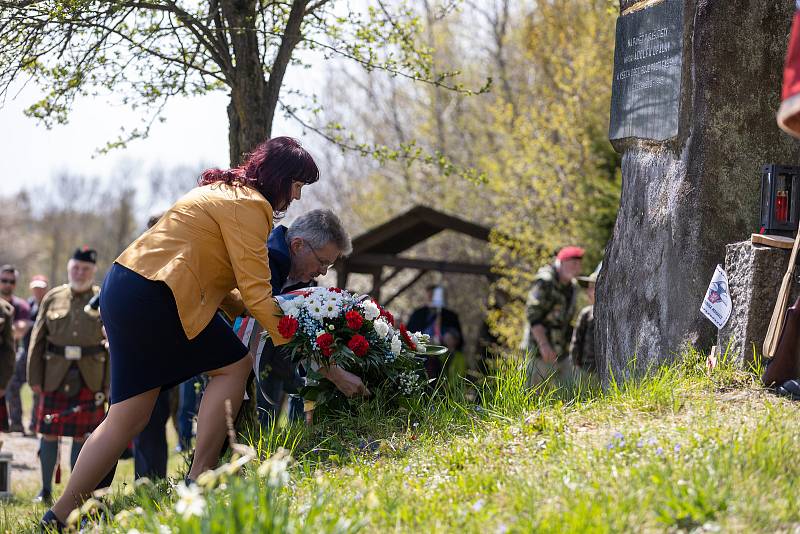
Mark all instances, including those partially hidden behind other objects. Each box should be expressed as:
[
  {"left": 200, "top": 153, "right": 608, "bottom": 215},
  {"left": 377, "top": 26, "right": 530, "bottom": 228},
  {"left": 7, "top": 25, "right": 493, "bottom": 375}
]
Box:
[
  {"left": 321, "top": 299, "right": 339, "bottom": 319},
  {"left": 390, "top": 335, "right": 402, "bottom": 355},
  {"left": 411, "top": 333, "right": 426, "bottom": 352},
  {"left": 361, "top": 300, "right": 380, "bottom": 321},
  {"left": 306, "top": 297, "right": 326, "bottom": 321},
  {"left": 174, "top": 483, "right": 206, "bottom": 519},
  {"left": 373, "top": 318, "right": 390, "bottom": 339}
]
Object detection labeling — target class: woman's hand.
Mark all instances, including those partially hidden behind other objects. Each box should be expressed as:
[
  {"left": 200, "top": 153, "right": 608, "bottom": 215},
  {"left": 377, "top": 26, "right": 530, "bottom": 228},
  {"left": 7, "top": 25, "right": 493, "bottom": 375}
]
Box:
[{"left": 320, "top": 365, "right": 371, "bottom": 398}]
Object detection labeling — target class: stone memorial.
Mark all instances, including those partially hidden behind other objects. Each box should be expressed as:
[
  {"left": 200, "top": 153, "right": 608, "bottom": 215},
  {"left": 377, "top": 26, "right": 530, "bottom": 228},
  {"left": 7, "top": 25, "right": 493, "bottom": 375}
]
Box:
[
  {"left": 596, "top": 0, "right": 800, "bottom": 380},
  {"left": 609, "top": 0, "right": 683, "bottom": 141}
]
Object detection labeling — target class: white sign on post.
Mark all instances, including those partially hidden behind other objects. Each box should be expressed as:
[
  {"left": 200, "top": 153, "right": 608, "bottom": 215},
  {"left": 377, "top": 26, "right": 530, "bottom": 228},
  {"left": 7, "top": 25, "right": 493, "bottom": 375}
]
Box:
[{"left": 700, "top": 265, "right": 732, "bottom": 329}]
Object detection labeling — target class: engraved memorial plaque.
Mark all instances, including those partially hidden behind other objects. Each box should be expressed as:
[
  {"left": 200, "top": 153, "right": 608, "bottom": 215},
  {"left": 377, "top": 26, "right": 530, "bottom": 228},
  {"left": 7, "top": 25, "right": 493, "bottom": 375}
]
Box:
[{"left": 609, "top": 0, "right": 683, "bottom": 142}]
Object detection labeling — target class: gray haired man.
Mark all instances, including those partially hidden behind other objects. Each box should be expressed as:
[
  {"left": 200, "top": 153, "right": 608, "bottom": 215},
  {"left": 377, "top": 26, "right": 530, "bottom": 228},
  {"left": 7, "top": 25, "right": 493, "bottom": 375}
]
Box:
[{"left": 256, "top": 209, "right": 359, "bottom": 425}]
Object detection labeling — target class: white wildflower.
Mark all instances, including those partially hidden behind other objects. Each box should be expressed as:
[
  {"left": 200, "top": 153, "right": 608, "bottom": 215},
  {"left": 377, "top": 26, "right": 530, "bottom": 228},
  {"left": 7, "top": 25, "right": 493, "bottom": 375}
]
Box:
[
  {"left": 361, "top": 300, "right": 380, "bottom": 321},
  {"left": 158, "top": 526, "right": 172, "bottom": 534},
  {"left": 373, "top": 318, "right": 390, "bottom": 339},
  {"left": 174, "top": 482, "right": 206, "bottom": 519},
  {"left": 257, "top": 449, "right": 292, "bottom": 488}
]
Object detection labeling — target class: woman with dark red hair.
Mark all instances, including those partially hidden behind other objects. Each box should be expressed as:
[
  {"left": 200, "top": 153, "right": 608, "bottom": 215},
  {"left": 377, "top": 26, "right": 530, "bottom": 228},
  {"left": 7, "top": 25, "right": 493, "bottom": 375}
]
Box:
[{"left": 42, "top": 137, "right": 319, "bottom": 530}]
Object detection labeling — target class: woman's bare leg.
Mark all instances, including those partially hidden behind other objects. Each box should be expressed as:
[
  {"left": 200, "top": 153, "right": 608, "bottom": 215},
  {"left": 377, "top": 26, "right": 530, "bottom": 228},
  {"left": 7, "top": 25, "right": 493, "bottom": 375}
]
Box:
[
  {"left": 189, "top": 355, "right": 252, "bottom": 479},
  {"left": 51, "top": 388, "right": 160, "bottom": 522}
]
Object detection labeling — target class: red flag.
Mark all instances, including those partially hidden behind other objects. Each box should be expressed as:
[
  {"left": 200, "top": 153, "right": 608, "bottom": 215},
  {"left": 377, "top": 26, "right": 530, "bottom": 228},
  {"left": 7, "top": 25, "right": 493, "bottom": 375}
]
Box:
[{"left": 778, "top": 1, "right": 800, "bottom": 137}]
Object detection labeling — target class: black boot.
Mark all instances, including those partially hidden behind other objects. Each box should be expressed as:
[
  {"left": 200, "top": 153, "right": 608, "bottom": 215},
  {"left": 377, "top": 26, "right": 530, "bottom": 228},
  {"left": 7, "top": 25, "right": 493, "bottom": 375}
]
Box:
[
  {"left": 39, "top": 509, "right": 65, "bottom": 532},
  {"left": 32, "top": 488, "right": 52, "bottom": 505}
]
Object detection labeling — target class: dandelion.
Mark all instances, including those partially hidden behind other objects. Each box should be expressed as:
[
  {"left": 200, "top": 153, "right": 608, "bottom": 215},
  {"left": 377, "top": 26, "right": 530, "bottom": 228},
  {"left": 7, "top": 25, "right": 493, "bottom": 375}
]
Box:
[{"left": 174, "top": 482, "right": 207, "bottom": 519}]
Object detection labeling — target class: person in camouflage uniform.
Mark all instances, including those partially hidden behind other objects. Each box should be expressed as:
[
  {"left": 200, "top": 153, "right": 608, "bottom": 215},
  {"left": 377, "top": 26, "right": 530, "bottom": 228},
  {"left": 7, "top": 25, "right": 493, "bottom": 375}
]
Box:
[
  {"left": 523, "top": 246, "right": 583, "bottom": 387},
  {"left": 570, "top": 264, "right": 600, "bottom": 382}
]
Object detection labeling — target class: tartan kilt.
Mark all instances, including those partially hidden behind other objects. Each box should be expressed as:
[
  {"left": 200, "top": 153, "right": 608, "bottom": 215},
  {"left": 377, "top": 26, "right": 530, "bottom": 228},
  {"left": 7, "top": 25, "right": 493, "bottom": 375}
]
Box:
[
  {"left": 36, "top": 386, "right": 105, "bottom": 437},
  {"left": 0, "top": 396, "right": 8, "bottom": 432}
]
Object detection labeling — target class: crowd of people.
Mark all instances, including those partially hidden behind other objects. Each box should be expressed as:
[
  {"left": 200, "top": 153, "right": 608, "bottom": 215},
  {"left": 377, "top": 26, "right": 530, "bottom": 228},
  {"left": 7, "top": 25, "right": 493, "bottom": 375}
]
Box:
[{"left": 0, "top": 137, "right": 601, "bottom": 531}]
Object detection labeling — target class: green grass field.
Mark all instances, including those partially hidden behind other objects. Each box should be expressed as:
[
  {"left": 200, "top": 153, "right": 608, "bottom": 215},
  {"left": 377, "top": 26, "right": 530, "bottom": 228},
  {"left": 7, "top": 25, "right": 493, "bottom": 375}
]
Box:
[{"left": 4, "top": 350, "right": 800, "bottom": 533}]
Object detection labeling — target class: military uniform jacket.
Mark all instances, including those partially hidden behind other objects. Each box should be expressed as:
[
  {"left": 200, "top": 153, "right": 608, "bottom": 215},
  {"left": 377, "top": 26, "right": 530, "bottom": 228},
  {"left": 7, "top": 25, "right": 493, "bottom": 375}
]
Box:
[
  {"left": 27, "top": 284, "right": 109, "bottom": 393},
  {"left": 0, "top": 299, "right": 14, "bottom": 388},
  {"left": 522, "top": 264, "right": 577, "bottom": 359},
  {"left": 569, "top": 305, "right": 595, "bottom": 372}
]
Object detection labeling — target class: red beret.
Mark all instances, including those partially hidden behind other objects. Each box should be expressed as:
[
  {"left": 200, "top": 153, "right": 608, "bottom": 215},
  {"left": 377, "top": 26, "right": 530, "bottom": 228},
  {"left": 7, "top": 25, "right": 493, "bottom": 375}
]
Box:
[{"left": 556, "top": 246, "right": 584, "bottom": 261}]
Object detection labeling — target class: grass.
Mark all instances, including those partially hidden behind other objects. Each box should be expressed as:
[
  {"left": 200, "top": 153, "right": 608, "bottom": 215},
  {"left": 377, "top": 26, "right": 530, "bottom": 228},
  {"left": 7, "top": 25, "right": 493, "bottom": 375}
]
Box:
[{"left": 5, "top": 348, "right": 800, "bottom": 533}]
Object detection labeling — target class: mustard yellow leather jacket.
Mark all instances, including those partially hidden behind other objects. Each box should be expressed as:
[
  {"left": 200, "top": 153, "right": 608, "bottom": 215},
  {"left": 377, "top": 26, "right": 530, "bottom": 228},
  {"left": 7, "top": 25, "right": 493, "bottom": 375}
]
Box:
[{"left": 116, "top": 183, "right": 288, "bottom": 345}]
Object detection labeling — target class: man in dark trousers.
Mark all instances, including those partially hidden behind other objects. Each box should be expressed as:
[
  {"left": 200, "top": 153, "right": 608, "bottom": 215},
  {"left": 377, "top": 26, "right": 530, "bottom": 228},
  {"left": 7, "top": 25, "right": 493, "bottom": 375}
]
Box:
[
  {"left": 0, "top": 298, "right": 16, "bottom": 432},
  {"left": 1, "top": 264, "right": 32, "bottom": 434},
  {"left": 407, "top": 285, "right": 463, "bottom": 379},
  {"left": 253, "top": 209, "right": 352, "bottom": 426}
]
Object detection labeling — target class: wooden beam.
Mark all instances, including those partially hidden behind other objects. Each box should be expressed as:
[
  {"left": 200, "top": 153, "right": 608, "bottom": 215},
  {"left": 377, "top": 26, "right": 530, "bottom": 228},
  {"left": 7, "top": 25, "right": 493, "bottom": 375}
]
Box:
[
  {"left": 370, "top": 267, "right": 382, "bottom": 301},
  {"left": 380, "top": 267, "right": 404, "bottom": 286},
  {"left": 349, "top": 253, "right": 492, "bottom": 276},
  {"left": 383, "top": 270, "right": 429, "bottom": 307}
]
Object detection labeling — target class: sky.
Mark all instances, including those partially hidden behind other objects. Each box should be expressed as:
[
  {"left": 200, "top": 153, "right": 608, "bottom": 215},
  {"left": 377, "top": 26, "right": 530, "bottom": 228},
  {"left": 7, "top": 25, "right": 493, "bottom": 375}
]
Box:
[{"left": 0, "top": 85, "right": 305, "bottom": 197}]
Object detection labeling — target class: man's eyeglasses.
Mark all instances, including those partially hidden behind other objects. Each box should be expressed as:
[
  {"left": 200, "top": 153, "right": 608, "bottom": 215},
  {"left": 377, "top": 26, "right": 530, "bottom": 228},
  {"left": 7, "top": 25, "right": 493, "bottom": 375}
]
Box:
[
  {"left": 0, "top": 278, "right": 15, "bottom": 285},
  {"left": 306, "top": 243, "right": 336, "bottom": 270}
]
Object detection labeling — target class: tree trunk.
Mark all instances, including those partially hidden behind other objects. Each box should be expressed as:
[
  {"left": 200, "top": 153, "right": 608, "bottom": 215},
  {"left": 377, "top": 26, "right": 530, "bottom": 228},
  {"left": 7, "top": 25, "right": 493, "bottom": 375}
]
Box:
[{"left": 224, "top": 0, "right": 308, "bottom": 166}]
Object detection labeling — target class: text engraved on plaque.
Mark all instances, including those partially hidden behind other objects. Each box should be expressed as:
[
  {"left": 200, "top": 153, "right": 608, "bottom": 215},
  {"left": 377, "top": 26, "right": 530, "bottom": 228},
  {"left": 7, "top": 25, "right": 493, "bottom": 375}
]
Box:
[{"left": 609, "top": 0, "right": 683, "bottom": 142}]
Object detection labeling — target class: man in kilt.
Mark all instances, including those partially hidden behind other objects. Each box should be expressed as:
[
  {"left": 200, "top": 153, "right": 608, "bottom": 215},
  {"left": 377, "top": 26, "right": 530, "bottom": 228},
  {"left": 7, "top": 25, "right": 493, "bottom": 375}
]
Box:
[
  {"left": 0, "top": 298, "right": 15, "bottom": 431},
  {"left": 27, "top": 247, "right": 109, "bottom": 503}
]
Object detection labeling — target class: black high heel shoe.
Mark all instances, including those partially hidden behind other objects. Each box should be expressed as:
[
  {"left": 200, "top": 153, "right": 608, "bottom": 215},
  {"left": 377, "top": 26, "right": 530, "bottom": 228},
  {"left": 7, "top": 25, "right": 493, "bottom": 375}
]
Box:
[{"left": 39, "top": 509, "right": 65, "bottom": 533}]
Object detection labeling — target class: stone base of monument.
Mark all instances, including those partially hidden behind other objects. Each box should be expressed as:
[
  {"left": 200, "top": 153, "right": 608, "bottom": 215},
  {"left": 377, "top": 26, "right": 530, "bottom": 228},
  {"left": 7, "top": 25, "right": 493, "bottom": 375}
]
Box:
[
  {"left": 0, "top": 451, "right": 11, "bottom": 498},
  {"left": 717, "top": 240, "right": 799, "bottom": 366}
]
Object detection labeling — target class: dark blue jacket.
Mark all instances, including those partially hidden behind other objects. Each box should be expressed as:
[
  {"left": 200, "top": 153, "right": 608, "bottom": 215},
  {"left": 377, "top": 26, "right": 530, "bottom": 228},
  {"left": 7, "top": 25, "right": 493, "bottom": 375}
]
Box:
[{"left": 267, "top": 225, "right": 291, "bottom": 294}]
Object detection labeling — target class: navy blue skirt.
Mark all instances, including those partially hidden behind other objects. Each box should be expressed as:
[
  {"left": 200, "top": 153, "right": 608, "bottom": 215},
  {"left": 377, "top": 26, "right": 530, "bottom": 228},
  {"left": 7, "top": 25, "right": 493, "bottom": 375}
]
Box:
[{"left": 101, "top": 263, "right": 248, "bottom": 404}]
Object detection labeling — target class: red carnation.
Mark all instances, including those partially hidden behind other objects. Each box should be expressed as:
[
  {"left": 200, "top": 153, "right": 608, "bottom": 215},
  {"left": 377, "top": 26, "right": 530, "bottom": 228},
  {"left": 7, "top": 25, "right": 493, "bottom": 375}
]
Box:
[
  {"left": 399, "top": 323, "right": 417, "bottom": 351},
  {"left": 345, "top": 310, "right": 364, "bottom": 330},
  {"left": 347, "top": 334, "right": 370, "bottom": 357},
  {"left": 328, "top": 287, "right": 343, "bottom": 293},
  {"left": 277, "top": 316, "right": 299, "bottom": 338},
  {"left": 316, "top": 332, "right": 335, "bottom": 357},
  {"left": 380, "top": 308, "right": 395, "bottom": 325}
]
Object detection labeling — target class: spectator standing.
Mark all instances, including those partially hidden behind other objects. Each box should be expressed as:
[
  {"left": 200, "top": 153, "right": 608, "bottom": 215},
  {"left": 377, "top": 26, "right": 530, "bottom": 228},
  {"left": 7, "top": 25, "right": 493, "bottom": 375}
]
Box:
[
  {"left": 27, "top": 248, "right": 108, "bottom": 503},
  {"left": 570, "top": 264, "right": 600, "bottom": 383},
  {"left": 0, "top": 299, "right": 15, "bottom": 431},
  {"left": 407, "top": 285, "right": 463, "bottom": 379},
  {"left": 522, "top": 246, "right": 583, "bottom": 388},
  {"left": 1, "top": 264, "right": 32, "bottom": 433}
]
